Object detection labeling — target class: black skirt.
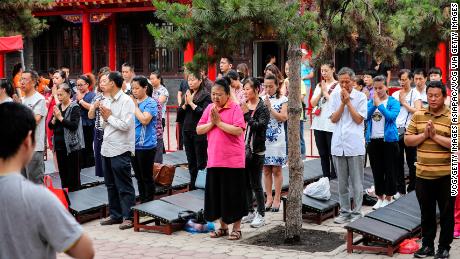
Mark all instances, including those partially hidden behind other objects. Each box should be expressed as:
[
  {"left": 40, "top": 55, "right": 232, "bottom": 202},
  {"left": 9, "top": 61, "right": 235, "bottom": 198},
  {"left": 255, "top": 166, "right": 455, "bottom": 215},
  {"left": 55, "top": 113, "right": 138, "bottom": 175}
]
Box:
[{"left": 204, "top": 167, "right": 248, "bottom": 224}]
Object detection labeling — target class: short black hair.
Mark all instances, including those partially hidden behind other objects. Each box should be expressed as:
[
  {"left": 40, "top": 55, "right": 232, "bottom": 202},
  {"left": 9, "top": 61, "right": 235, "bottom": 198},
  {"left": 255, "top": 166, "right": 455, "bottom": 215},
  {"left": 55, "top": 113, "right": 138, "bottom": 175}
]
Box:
[
  {"left": 373, "top": 75, "right": 386, "bottom": 83},
  {"left": 426, "top": 80, "right": 447, "bottom": 97},
  {"left": 363, "top": 70, "right": 376, "bottom": 78},
  {"left": 221, "top": 56, "right": 233, "bottom": 65},
  {"left": 122, "top": 63, "right": 134, "bottom": 72},
  {"left": 108, "top": 71, "right": 124, "bottom": 88},
  {"left": 47, "top": 67, "right": 56, "bottom": 75},
  {"left": 0, "top": 102, "right": 36, "bottom": 160},
  {"left": 398, "top": 69, "right": 413, "bottom": 80},
  {"left": 227, "top": 70, "right": 239, "bottom": 81},
  {"left": 413, "top": 69, "right": 427, "bottom": 78},
  {"left": 0, "top": 79, "right": 14, "bottom": 97},
  {"left": 428, "top": 67, "right": 442, "bottom": 76},
  {"left": 214, "top": 76, "right": 231, "bottom": 95}
]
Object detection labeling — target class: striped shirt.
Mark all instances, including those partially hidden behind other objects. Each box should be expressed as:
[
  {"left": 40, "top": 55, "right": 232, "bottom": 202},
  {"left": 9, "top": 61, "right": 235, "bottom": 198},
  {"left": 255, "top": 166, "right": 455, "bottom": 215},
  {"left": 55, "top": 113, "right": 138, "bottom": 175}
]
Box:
[{"left": 405, "top": 106, "right": 451, "bottom": 179}]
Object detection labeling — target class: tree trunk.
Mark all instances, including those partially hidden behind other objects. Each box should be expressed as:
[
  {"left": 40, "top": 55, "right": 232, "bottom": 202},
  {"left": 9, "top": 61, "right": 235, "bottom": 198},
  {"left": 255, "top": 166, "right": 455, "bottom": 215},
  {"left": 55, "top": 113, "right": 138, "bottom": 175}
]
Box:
[
  {"left": 24, "top": 36, "right": 34, "bottom": 70},
  {"left": 284, "top": 43, "right": 304, "bottom": 243}
]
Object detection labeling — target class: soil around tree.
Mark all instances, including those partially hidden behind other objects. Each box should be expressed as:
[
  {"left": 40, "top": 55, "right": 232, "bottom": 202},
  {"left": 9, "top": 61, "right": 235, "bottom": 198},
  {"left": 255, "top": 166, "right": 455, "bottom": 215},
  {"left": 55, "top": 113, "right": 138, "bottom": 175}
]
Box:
[{"left": 243, "top": 226, "right": 345, "bottom": 253}]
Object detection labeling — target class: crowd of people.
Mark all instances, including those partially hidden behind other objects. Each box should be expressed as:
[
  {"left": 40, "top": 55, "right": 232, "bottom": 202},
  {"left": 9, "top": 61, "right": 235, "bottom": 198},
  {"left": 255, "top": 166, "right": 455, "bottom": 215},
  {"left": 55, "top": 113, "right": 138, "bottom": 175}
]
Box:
[{"left": 0, "top": 50, "right": 459, "bottom": 258}]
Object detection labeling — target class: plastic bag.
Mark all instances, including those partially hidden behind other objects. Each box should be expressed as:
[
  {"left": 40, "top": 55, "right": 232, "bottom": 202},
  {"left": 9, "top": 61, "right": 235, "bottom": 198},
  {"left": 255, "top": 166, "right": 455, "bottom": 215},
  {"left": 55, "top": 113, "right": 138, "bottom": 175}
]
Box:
[
  {"left": 195, "top": 169, "right": 207, "bottom": 189},
  {"left": 398, "top": 238, "right": 420, "bottom": 254},
  {"left": 303, "top": 177, "right": 331, "bottom": 200},
  {"left": 184, "top": 220, "right": 215, "bottom": 234}
]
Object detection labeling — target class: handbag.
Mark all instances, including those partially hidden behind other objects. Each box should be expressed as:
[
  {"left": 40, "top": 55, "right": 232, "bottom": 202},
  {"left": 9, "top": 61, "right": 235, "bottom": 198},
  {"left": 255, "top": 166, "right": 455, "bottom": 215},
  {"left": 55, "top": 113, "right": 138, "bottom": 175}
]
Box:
[
  {"left": 43, "top": 175, "right": 70, "bottom": 210},
  {"left": 311, "top": 82, "right": 338, "bottom": 116},
  {"left": 153, "top": 163, "right": 176, "bottom": 186},
  {"left": 195, "top": 169, "right": 207, "bottom": 189}
]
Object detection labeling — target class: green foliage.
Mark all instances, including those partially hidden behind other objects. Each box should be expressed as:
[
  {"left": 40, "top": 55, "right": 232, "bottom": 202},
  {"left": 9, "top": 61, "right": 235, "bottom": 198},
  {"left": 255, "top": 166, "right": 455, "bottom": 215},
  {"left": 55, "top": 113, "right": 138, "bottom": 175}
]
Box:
[
  {"left": 0, "top": 0, "right": 51, "bottom": 37},
  {"left": 149, "top": 0, "right": 319, "bottom": 74}
]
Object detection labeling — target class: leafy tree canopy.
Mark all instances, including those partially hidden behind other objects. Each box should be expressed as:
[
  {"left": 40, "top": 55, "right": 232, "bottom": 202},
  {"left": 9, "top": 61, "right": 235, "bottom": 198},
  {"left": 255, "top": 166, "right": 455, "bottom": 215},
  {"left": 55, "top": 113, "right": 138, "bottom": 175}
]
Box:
[{"left": 0, "top": 0, "right": 51, "bottom": 37}]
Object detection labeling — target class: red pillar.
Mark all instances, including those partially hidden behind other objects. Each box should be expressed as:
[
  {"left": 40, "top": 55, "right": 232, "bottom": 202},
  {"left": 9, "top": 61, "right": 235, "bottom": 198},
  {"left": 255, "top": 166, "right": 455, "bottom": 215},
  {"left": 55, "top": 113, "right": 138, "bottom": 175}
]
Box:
[
  {"left": 82, "top": 13, "right": 92, "bottom": 73},
  {"left": 0, "top": 53, "right": 4, "bottom": 78},
  {"left": 108, "top": 14, "right": 117, "bottom": 71},
  {"left": 435, "top": 42, "right": 448, "bottom": 84},
  {"left": 184, "top": 41, "right": 194, "bottom": 63},
  {"left": 207, "top": 47, "right": 216, "bottom": 81}
]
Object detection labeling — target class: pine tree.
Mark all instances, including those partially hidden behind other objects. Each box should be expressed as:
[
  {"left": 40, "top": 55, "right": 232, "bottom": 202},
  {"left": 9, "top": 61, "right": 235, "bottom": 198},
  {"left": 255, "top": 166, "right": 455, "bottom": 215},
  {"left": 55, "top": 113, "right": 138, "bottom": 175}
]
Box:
[
  {"left": 150, "top": 0, "right": 452, "bottom": 243},
  {"left": 0, "top": 0, "right": 51, "bottom": 37}
]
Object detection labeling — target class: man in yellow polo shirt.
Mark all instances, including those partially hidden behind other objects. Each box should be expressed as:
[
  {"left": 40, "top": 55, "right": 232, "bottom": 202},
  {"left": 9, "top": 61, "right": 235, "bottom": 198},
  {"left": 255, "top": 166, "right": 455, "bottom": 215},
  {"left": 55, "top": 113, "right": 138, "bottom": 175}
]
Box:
[{"left": 405, "top": 81, "right": 453, "bottom": 259}]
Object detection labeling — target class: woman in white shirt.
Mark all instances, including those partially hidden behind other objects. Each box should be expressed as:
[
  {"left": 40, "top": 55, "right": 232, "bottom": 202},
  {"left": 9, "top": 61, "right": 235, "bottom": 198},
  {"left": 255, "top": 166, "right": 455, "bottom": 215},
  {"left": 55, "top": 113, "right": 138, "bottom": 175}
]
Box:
[
  {"left": 310, "top": 62, "right": 339, "bottom": 179},
  {"left": 391, "top": 69, "right": 421, "bottom": 196}
]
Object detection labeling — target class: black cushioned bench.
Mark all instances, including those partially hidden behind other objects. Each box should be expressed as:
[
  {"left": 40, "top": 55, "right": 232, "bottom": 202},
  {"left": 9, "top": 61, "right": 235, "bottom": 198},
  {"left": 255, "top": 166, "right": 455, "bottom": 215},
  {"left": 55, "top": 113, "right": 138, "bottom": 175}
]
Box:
[
  {"left": 132, "top": 200, "right": 188, "bottom": 234},
  {"left": 163, "top": 150, "right": 188, "bottom": 166}
]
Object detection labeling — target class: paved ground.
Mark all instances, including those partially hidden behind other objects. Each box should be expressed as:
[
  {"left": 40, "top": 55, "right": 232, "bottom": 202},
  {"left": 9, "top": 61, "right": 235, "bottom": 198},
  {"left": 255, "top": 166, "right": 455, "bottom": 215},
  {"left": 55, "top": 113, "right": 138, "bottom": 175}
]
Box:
[
  {"left": 53, "top": 113, "right": 460, "bottom": 258},
  {"left": 57, "top": 202, "right": 460, "bottom": 259}
]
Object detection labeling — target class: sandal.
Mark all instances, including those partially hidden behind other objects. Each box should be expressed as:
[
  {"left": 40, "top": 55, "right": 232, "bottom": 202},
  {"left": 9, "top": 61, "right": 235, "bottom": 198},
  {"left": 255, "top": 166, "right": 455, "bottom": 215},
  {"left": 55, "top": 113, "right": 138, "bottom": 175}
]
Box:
[
  {"left": 228, "top": 230, "right": 242, "bottom": 241},
  {"left": 210, "top": 228, "right": 229, "bottom": 238}
]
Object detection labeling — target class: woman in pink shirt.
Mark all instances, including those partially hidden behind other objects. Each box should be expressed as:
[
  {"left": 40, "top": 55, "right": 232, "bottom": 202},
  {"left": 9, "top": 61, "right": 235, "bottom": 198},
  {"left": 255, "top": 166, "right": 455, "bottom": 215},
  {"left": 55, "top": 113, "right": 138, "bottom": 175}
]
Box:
[{"left": 197, "top": 77, "right": 248, "bottom": 241}]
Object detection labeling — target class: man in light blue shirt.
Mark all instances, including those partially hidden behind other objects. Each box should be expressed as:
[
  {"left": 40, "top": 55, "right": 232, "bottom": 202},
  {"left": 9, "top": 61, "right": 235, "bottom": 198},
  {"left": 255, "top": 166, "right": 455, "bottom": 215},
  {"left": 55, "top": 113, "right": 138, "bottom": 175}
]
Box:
[{"left": 328, "top": 67, "right": 367, "bottom": 224}]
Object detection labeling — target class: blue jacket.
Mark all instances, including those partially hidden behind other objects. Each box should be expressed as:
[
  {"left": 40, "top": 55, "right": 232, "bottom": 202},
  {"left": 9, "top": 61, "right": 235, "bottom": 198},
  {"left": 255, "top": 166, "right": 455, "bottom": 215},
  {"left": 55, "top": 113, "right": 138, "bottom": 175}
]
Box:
[{"left": 365, "top": 96, "right": 400, "bottom": 143}]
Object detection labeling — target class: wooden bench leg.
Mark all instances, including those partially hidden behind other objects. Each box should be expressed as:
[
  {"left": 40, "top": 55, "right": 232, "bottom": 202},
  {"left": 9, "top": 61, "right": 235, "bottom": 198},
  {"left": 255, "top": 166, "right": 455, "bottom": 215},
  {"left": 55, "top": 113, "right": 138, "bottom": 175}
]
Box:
[
  {"left": 347, "top": 230, "right": 353, "bottom": 253},
  {"left": 133, "top": 210, "right": 140, "bottom": 232}
]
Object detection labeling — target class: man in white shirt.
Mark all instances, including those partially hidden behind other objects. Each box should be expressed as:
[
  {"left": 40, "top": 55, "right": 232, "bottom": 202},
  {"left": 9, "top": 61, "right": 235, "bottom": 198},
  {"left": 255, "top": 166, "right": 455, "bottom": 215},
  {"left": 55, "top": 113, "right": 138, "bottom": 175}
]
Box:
[
  {"left": 20, "top": 70, "right": 47, "bottom": 184},
  {"left": 328, "top": 67, "right": 367, "bottom": 224},
  {"left": 414, "top": 69, "right": 428, "bottom": 108},
  {"left": 98, "top": 71, "right": 136, "bottom": 230},
  {"left": 392, "top": 69, "right": 421, "bottom": 194},
  {"left": 121, "top": 63, "right": 135, "bottom": 94}
]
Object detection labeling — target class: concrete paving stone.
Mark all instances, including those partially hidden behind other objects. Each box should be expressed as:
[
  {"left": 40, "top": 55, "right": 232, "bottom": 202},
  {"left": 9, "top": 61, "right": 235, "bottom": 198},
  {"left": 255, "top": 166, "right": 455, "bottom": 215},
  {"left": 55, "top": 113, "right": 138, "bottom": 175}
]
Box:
[
  {"left": 297, "top": 255, "right": 314, "bottom": 259},
  {"left": 226, "top": 256, "right": 249, "bottom": 259},
  {"left": 141, "top": 251, "right": 164, "bottom": 257},
  {"left": 261, "top": 255, "right": 280, "bottom": 259},
  {"left": 160, "top": 248, "right": 182, "bottom": 254},
  {"left": 157, "top": 254, "right": 177, "bottom": 259},
  {"left": 227, "top": 249, "right": 251, "bottom": 256},
  {"left": 246, "top": 252, "right": 264, "bottom": 257}
]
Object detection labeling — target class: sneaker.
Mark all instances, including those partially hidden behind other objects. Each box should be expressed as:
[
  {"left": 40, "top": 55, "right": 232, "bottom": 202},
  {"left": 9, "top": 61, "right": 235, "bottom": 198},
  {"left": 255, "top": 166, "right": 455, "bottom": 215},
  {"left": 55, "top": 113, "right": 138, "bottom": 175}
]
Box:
[
  {"left": 100, "top": 217, "right": 123, "bottom": 226},
  {"left": 350, "top": 213, "right": 362, "bottom": 222},
  {"left": 434, "top": 248, "right": 449, "bottom": 259},
  {"left": 373, "top": 199, "right": 383, "bottom": 210},
  {"left": 119, "top": 219, "right": 134, "bottom": 230},
  {"left": 454, "top": 231, "right": 460, "bottom": 239},
  {"left": 414, "top": 245, "right": 435, "bottom": 258},
  {"left": 393, "top": 192, "right": 402, "bottom": 200},
  {"left": 250, "top": 212, "right": 266, "bottom": 228},
  {"left": 241, "top": 212, "right": 255, "bottom": 224},
  {"left": 380, "top": 199, "right": 393, "bottom": 208},
  {"left": 334, "top": 214, "right": 351, "bottom": 224}
]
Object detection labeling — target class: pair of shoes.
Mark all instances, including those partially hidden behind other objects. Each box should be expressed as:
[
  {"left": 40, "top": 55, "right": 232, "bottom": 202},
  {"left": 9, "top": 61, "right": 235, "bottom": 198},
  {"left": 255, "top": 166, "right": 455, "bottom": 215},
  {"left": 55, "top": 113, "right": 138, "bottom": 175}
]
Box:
[
  {"left": 210, "top": 228, "right": 229, "bottom": 238},
  {"left": 334, "top": 214, "right": 351, "bottom": 224},
  {"left": 414, "top": 246, "right": 435, "bottom": 258},
  {"left": 250, "top": 212, "right": 265, "bottom": 228},
  {"left": 454, "top": 230, "right": 460, "bottom": 239},
  {"left": 119, "top": 219, "right": 133, "bottom": 230},
  {"left": 271, "top": 201, "right": 280, "bottom": 212},
  {"left": 434, "top": 248, "right": 450, "bottom": 259},
  {"left": 373, "top": 199, "right": 383, "bottom": 210},
  {"left": 228, "top": 230, "right": 242, "bottom": 241},
  {"left": 100, "top": 217, "right": 123, "bottom": 226},
  {"left": 242, "top": 212, "right": 255, "bottom": 224}
]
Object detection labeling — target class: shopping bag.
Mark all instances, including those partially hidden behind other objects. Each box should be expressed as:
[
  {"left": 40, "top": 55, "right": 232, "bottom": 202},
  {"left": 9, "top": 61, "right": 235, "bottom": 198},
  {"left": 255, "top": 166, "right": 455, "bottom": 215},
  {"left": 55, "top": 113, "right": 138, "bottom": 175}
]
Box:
[
  {"left": 43, "top": 175, "right": 70, "bottom": 210},
  {"left": 398, "top": 238, "right": 420, "bottom": 254}
]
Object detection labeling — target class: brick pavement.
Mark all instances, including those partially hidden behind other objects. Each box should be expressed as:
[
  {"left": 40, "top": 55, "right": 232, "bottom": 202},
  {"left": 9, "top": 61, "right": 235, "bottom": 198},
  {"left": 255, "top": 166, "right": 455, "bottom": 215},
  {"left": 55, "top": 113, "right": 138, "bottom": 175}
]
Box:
[{"left": 57, "top": 203, "right": 460, "bottom": 259}]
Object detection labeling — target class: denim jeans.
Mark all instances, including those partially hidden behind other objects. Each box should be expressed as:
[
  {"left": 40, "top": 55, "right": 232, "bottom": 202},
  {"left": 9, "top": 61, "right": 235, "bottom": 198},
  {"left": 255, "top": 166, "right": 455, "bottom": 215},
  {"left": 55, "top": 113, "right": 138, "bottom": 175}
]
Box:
[{"left": 103, "top": 152, "right": 136, "bottom": 220}]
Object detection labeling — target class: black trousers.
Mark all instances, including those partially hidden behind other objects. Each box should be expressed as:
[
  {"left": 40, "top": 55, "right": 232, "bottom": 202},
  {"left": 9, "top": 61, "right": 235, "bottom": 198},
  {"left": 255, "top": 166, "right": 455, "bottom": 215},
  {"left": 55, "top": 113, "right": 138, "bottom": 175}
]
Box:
[
  {"left": 314, "top": 130, "right": 336, "bottom": 179},
  {"left": 177, "top": 122, "right": 184, "bottom": 150},
  {"left": 102, "top": 152, "right": 135, "bottom": 220},
  {"left": 368, "top": 139, "right": 399, "bottom": 196},
  {"left": 131, "top": 148, "right": 156, "bottom": 203},
  {"left": 397, "top": 135, "right": 417, "bottom": 194},
  {"left": 56, "top": 149, "right": 81, "bottom": 192},
  {"left": 81, "top": 125, "right": 95, "bottom": 168},
  {"left": 183, "top": 129, "right": 207, "bottom": 190},
  {"left": 245, "top": 154, "right": 265, "bottom": 216},
  {"left": 416, "top": 176, "right": 455, "bottom": 250}
]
